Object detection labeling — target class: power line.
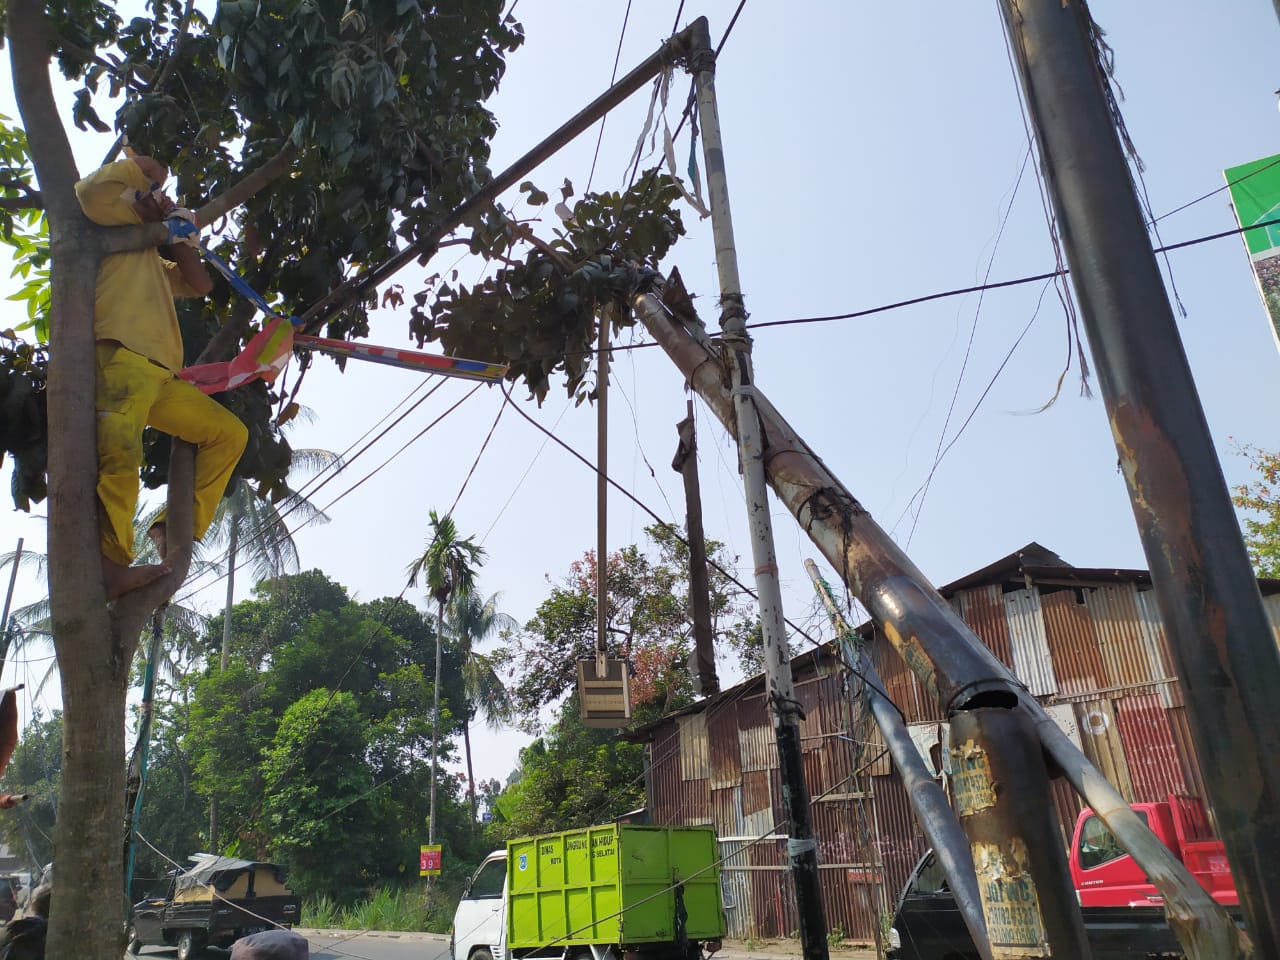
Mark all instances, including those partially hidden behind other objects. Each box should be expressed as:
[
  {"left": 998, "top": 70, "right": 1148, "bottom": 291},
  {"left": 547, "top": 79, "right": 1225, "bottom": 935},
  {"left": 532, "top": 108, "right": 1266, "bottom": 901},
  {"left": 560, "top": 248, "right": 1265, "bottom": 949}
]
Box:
[
  {"left": 585, "top": 0, "right": 634, "bottom": 195},
  {"left": 906, "top": 143, "right": 1032, "bottom": 547}
]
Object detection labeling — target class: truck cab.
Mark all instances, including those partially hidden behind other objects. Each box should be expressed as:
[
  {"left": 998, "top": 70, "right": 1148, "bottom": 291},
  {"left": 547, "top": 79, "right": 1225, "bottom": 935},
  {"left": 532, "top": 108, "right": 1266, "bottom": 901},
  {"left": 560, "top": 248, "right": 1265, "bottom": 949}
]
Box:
[
  {"left": 1070, "top": 795, "right": 1237, "bottom": 908},
  {"left": 453, "top": 851, "right": 508, "bottom": 960}
]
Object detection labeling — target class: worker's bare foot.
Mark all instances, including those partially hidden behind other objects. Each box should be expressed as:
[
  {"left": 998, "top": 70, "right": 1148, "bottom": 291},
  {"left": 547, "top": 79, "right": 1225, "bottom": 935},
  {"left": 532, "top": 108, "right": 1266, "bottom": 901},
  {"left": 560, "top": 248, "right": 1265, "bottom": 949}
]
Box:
[
  {"left": 102, "top": 556, "right": 168, "bottom": 601},
  {"left": 147, "top": 522, "right": 167, "bottom": 561}
]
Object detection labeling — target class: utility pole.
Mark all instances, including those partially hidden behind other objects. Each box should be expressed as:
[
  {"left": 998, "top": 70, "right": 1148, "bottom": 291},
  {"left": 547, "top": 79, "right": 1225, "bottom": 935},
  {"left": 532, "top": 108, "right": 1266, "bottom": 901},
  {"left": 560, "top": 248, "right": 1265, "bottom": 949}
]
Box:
[
  {"left": 999, "top": 2, "right": 1280, "bottom": 953},
  {"left": 674, "top": 401, "right": 719, "bottom": 696},
  {"left": 684, "top": 21, "right": 829, "bottom": 960},
  {"left": 635, "top": 271, "right": 1245, "bottom": 960}
]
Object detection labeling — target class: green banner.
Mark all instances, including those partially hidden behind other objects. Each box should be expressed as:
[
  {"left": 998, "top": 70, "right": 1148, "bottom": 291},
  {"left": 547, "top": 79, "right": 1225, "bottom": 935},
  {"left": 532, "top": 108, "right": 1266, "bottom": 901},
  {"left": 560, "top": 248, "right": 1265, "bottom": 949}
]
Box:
[{"left": 1225, "top": 153, "right": 1280, "bottom": 350}]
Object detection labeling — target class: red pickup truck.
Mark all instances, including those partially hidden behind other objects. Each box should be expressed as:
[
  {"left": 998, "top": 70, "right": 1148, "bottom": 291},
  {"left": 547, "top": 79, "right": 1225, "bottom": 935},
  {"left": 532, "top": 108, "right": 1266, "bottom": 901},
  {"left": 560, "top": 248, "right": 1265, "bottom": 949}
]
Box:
[{"left": 1069, "top": 794, "right": 1237, "bottom": 908}]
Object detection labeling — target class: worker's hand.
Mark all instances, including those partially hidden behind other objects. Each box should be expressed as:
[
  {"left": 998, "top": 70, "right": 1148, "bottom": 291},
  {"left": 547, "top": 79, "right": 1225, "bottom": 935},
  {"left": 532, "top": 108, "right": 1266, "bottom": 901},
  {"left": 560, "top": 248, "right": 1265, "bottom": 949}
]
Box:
[{"left": 166, "top": 214, "right": 201, "bottom": 248}]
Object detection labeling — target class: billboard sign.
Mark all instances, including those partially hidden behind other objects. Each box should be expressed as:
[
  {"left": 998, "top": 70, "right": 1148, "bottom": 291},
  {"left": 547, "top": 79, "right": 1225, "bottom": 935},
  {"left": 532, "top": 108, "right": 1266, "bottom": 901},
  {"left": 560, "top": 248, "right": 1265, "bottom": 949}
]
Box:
[{"left": 1225, "top": 153, "right": 1280, "bottom": 353}]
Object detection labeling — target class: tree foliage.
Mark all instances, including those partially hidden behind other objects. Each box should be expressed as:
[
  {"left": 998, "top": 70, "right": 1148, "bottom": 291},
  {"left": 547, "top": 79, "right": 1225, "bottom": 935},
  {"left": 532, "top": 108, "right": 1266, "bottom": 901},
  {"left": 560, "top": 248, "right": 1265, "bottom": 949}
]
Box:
[
  {"left": 1232, "top": 440, "right": 1280, "bottom": 577},
  {"left": 137, "top": 568, "right": 492, "bottom": 907},
  {"left": 490, "top": 695, "right": 644, "bottom": 839},
  {"left": 499, "top": 524, "right": 760, "bottom": 730}
]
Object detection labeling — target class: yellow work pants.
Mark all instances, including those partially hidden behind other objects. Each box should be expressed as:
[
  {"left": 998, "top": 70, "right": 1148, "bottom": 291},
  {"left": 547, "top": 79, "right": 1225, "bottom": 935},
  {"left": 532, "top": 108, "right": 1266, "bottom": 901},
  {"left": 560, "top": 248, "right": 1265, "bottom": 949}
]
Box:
[{"left": 96, "top": 342, "right": 248, "bottom": 565}]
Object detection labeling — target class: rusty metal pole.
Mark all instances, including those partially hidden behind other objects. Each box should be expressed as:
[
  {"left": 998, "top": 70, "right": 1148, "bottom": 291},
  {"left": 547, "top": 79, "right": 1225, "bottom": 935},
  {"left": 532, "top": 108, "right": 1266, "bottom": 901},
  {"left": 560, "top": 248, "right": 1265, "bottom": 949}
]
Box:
[
  {"left": 999, "top": 2, "right": 1280, "bottom": 952},
  {"left": 633, "top": 276, "right": 1247, "bottom": 960},
  {"left": 951, "top": 708, "right": 1091, "bottom": 960},
  {"left": 685, "top": 20, "right": 829, "bottom": 960},
  {"left": 807, "top": 561, "right": 993, "bottom": 960}
]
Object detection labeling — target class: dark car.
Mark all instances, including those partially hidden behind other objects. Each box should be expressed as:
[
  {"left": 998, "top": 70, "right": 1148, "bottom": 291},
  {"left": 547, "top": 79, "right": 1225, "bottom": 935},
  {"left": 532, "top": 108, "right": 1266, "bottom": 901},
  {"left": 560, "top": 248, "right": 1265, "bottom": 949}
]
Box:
[
  {"left": 886, "top": 850, "right": 1236, "bottom": 960},
  {"left": 0, "top": 876, "right": 18, "bottom": 923}
]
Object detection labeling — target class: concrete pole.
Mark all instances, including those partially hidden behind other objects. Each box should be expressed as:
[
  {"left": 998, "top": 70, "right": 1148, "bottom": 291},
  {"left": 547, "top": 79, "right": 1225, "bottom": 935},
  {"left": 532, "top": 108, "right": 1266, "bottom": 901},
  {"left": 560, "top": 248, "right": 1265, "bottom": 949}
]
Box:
[
  {"left": 684, "top": 21, "right": 829, "bottom": 960},
  {"left": 998, "top": 2, "right": 1280, "bottom": 952}
]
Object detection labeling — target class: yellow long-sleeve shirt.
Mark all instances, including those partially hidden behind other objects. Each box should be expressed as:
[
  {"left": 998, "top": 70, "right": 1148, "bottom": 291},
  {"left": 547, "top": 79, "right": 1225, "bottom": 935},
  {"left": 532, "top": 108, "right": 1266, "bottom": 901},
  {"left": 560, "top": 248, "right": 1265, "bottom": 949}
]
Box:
[{"left": 74, "top": 158, "right": 200, "bottom": 373}]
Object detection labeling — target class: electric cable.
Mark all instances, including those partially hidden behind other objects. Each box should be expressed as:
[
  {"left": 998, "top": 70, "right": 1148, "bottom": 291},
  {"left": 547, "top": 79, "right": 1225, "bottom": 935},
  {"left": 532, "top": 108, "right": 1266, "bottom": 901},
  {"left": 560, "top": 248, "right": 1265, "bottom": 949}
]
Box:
[
  {"left": 585, "top": 0, "right": 633, "bottom": 195},
  {"left": 497, "top": 380, "right": 902, "bottom": 717},
  {"left": 904, "top": 143, "right": 1031, "bottom": 548},
  {"left": 890, "top": 278, "right": 1056, "bottom": 540},
  {"left": 172, "top": 379, "right": 454, "bottom": 604}
]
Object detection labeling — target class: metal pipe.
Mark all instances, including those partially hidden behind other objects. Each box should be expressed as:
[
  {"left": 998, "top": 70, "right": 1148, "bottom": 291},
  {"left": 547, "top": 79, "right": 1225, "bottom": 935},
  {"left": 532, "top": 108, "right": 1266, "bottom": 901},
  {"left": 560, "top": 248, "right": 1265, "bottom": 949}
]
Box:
[
  {"left": 951, "top": 708, "right": 1091, "bottom": 959},
  {"left": 685, "top": 21, "right": 829, "bottom": 960},
  {"left": 124, "top": 609, "right": 164, "bottom": 897},
  {"left": 633, "top": 283, "right": 1246, "bottom": 959},
  {"left": 300, "top": 19, "right": 705, "bottom": 332},
  {"left": 0, "top": 538, "right": 23, "bottom": 657},
  {"left": 997, "top": 2, "right": 1280, "bottom": 953},
  {"left": 596, "top": 313, "right": 609, "bottom": 678},
  {"left": 807, "top": 560, "right": 992, "bottom": 960}
]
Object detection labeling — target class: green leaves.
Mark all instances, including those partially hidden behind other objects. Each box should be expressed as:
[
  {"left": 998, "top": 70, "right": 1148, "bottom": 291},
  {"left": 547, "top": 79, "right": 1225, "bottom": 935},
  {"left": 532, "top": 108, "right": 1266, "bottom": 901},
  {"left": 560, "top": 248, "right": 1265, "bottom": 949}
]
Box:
[{"left": 410, "top": 170, "right": 686, "bottom": 402}]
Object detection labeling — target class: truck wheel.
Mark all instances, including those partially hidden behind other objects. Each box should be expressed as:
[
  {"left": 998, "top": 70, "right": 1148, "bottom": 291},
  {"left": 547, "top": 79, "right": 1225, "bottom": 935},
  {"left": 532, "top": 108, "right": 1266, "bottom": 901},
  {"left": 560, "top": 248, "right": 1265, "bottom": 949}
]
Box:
[
  {"left": 472, "top": 948, "right": 495, "bottom": 960},
  {"left": 125, "top": 923, "right": 141, "bottom": 955},
  {"left": 176, "top": 929, "right": 206, "bottom": 960}
]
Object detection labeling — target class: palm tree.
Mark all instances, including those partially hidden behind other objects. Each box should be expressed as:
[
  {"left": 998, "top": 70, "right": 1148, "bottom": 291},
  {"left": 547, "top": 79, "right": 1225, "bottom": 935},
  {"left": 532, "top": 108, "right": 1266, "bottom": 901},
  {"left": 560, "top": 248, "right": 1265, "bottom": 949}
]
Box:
[
  {"left": 406, "top": 511, "right": 485, "bottom": 854},
  {"left": 445, "top": 591, "right": 516, "bottom": 823},
  {"left": 0, "top": 511, "right": 220, "bottom": 694}
]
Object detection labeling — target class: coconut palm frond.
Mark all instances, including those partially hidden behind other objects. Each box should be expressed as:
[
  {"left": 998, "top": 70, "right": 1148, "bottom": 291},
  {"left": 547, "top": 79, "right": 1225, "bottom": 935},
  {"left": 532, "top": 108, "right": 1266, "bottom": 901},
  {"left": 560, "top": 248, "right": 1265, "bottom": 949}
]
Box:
[
  {"left": 289, "top": 447, "right": 343, "bottom": 477},
  {"left": 0, "top": 549, "right": 48, "bottom": 581}
]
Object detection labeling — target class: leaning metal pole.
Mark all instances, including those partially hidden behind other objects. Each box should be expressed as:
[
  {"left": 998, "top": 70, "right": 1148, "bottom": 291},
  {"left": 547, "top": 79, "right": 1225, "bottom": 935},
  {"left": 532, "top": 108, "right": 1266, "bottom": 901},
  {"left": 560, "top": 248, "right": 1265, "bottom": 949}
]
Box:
[
  {"left": 685, "top": 22, "right": 829, "bottom": 960},
  {"left": 998, "top": 2, "right": 1280, "bottom": 953},
  {"left": 807, "top": 561, "right": 993, "bottom": 960},
  {"left": 634, "top": 276, "right": 1247, "bottom": 960}
]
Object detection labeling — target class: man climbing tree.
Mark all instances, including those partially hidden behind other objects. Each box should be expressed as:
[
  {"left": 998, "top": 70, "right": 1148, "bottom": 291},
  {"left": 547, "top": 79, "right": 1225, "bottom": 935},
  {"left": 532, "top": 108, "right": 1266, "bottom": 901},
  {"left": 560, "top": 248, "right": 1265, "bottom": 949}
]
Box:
[{"left": 77, "top": 154, "right": 247, "bottom": 599}]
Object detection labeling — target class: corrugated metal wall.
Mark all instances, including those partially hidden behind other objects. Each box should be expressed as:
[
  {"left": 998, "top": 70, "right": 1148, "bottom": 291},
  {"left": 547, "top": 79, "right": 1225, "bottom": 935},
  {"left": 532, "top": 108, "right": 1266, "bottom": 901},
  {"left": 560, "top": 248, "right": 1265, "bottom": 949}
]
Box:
[{"left": 642, "top": 571, "right": 1233, "bottom": 943}]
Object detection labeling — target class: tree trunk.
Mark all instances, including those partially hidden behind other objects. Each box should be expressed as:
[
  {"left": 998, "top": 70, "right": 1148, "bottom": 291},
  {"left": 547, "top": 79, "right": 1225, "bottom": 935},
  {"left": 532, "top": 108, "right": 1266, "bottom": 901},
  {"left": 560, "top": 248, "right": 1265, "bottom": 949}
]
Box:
[
  {"left": 428, "top": 601, "right": 443, "bottom": 900},
  {"left": 57, "top": 623, "right": 132, "bottom": 955},
  {"left": 464, "top": 716, "right": 476, "bottom": 825}
]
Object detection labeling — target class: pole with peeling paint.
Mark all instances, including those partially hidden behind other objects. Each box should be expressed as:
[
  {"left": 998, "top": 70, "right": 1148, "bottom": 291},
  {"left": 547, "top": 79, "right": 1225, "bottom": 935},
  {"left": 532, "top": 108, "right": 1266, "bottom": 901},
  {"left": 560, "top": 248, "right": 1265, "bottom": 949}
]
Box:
[
  {"left": 998, "top": 1, "right": 1280, "bottom": 952},
  {"left": 951, "top": 707, "right": 1091, "bottom": 960},
  {"left": 807, "top": 560, "right": 994, "bottom": 960},
  {"left": 685, "top": 20, "right": 829, "bottom": 960}
]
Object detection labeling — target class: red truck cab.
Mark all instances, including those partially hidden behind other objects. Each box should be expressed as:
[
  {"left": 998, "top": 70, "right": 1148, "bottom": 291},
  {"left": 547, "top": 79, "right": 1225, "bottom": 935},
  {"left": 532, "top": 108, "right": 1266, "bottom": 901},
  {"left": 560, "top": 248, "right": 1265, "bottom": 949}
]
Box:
[{"left": 1069, "top": 795, "right": 1237, "bottom": 908}]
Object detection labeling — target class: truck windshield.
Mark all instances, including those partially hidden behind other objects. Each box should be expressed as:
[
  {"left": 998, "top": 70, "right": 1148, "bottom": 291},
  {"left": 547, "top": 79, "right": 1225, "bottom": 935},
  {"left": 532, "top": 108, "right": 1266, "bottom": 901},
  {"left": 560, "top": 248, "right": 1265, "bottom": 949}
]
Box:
[
  {"left": 469, "top": 859, "right": 506, "bottom": 899},
  {"left": 1078, "top": 811, "right": 1148, "bottom": 871}
]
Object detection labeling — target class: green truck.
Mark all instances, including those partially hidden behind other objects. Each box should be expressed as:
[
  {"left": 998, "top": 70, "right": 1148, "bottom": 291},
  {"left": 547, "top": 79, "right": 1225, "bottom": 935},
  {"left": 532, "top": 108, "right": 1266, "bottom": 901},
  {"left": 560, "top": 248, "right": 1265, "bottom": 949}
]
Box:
[{"left": 452, "top": 825, "right": 726, "bottom": 960}]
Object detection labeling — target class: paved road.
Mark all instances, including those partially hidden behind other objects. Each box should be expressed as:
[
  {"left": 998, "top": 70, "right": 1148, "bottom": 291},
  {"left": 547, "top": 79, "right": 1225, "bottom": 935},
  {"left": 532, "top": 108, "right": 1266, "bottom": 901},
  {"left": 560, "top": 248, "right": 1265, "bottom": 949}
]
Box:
[{"left": 134, "top": 930, "right": 451, "bottom": 960}]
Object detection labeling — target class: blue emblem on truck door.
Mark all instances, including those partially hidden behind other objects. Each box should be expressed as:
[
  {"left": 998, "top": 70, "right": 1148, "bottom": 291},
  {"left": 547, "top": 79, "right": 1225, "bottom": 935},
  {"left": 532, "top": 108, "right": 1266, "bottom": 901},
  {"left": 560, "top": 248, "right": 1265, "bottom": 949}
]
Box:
[{"left": 518, "top": 854, "right": 528, "bottom": 871}]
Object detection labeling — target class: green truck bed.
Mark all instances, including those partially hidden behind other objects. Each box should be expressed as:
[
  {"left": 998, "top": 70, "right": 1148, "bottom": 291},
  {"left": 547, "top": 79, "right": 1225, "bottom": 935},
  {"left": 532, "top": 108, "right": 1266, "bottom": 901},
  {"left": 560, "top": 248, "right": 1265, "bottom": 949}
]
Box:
[{"left": 506, "top": 825, "right": 725, "bottom": 949}]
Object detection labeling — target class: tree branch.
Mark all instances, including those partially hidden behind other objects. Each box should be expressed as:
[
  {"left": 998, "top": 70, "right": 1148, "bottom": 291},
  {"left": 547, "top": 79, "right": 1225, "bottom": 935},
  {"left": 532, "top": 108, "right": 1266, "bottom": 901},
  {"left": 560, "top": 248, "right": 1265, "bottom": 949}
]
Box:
[
  {"left": 195, "top": 142, "right": 297, "bottom": 226},
  {"left": 0, "top": 194, "right": 42, "bottom": 211},
  {"left": 98, "top": 142, "right": 299, "bottom": 258}
]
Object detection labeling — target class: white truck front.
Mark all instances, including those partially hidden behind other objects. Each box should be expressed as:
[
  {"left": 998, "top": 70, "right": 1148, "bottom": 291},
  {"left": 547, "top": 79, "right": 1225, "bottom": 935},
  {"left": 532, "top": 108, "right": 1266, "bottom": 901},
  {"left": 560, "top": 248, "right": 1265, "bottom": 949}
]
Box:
[{"left": 452, "top": 851, "right": 507, "bottom": 960}]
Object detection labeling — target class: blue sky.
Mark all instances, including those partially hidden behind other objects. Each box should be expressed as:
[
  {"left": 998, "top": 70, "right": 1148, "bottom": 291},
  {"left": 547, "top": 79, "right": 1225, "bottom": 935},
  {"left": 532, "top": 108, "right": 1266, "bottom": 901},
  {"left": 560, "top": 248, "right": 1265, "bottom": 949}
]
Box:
[{"left": 0, "top": 1, "right": 1277, "bottom": 786}]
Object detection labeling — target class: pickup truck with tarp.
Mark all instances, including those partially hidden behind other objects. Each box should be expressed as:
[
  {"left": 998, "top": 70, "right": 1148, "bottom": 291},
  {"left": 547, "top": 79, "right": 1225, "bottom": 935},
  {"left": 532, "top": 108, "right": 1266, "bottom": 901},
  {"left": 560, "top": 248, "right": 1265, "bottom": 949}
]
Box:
[
  {"left": 888, "top": 795, "right": 1243, "bottom": 960},
  {"left": 126, "top": 855, "right": 300, "bottom": 960},
  {"left": 452, "top": 824, "right": 726, "bottom": 960}
]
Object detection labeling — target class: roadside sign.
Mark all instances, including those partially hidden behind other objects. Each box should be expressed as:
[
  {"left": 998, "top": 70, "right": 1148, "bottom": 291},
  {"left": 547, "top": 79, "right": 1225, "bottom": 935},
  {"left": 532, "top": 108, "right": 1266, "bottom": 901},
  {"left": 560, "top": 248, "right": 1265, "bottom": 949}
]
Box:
[
  {"left": 481, "top": 811, "right": 493, "bottom": 823},
  {"left": 419, "top": 844, "right": 442, "bottom": 877}
]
